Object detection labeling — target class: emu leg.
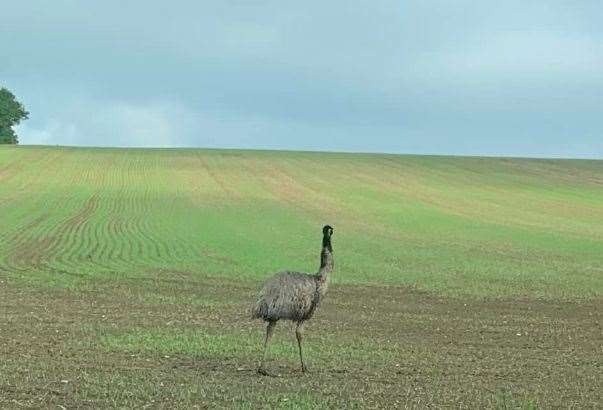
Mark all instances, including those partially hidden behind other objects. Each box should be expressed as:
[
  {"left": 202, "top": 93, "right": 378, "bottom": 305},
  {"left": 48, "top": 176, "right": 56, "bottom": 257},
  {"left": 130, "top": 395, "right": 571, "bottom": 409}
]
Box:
[
  {"left": 296, "top": 322, "right": 308, "bottom": 373},
  {"left": 258, "top": 320, "right": 276, "bottom": 376}
]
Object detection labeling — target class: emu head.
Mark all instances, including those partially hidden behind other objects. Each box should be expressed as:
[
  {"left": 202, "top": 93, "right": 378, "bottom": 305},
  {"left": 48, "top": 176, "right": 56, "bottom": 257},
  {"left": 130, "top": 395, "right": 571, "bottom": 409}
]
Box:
[{"left": 322, "top": 225, "right": 334, "bottom": 252}]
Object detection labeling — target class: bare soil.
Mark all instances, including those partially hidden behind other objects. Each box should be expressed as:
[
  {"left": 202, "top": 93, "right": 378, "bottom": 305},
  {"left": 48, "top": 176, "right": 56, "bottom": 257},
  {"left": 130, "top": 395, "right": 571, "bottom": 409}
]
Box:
[{"left": 1, "top": 275, "right": 601, "bottom": 408}]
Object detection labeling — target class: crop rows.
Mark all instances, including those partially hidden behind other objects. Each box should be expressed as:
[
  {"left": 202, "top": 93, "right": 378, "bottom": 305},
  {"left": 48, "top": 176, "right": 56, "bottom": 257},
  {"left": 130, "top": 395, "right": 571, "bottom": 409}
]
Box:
[{"left": 0, "top": 146, "right": 601, "bottom": 298}]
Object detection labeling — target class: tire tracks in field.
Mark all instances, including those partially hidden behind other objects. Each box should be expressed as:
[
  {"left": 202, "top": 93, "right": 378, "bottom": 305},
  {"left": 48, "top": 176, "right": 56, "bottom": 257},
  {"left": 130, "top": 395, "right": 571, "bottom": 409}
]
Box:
[
  {"left": 43, "top": 194, "right": 100, "bottom": 270},
  {"left": 0, "top": 148, "right": 48, "bottom": 185},
  {"left": 135, "top": 154, "right": 176, "bottom": 265},
  {"left": 375, "top": 157, "right": 603, "bottom": 239},
  {"left": 0, "top": 214, "right": 50, "bottom": 272},
  {"left": 48, "top": 151, "right": 112, "bottom": 273},
  {"left": 195, "top": 153, "right": 241, "bottom": 200},
  {"left": 3, "top": 149, "right": 96, "bottom": 269},
  {"left": 99, "top": 152, "right": 188, "bottom": 271},
  {"left": 253, "top": 156, "right": 335, "bottom": 211},
  {"left": 1, "top": 150, "right": 86, "bottom": 272},
  {"left": 4, "top": 194, "right": 99, "bottom": 273},
  {"left": 95, "top": 156, "right": 131, "bottom": 270}
]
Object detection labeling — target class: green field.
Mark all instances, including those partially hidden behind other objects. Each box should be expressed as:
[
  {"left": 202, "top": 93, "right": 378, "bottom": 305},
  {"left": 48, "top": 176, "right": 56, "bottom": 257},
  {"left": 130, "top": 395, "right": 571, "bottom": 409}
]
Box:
[
  {"left": 1, "top": 146, "right": 601, "bottom": 407},
  {"left": 1, "top": 145, "right": 602, "bottom": 297}
]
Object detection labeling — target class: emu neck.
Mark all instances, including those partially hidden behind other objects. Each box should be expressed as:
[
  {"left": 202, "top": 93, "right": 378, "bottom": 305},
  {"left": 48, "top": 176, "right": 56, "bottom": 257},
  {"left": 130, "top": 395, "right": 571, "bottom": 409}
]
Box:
[
  {"left": 317, "top": 233, "right": 333, "bottom": 295},
  {"left": 318, "top": 247, "right": 333, "bottom": 279}
]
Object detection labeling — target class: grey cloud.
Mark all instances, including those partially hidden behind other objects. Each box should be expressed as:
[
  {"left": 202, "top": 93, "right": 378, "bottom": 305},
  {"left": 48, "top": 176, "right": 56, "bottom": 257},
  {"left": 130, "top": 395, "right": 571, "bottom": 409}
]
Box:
[{"left": 2, "top": 1, "right": 602, "bottom": 157}]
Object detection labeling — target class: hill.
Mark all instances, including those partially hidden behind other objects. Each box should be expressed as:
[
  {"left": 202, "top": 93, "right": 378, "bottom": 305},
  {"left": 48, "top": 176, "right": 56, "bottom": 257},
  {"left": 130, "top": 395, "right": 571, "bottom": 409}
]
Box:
[
  {"left": 1, "top": 145, "right": 601, "bottom": 298},
  {"left": 2, "top": 145, "right": 602, "bottom": 407}
]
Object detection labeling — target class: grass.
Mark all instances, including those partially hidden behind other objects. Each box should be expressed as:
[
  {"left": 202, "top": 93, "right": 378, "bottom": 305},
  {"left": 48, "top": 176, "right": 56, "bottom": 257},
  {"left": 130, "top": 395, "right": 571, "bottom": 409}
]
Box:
[
  {"left": 1, "top": 145, "right": 601, "bottom": 407},
  {"left": 98, "top": 328, "right": 395, "bottom": 365},
  {"left": 1, "top": 145, "right": 601, "bottom": 298}
]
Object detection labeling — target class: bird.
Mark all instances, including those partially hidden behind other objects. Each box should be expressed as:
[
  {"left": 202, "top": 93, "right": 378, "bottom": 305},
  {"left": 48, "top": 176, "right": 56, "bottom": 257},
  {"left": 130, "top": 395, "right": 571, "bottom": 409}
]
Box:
[{"left": 252, "top": 224, "right": 334, "bottom": 376}]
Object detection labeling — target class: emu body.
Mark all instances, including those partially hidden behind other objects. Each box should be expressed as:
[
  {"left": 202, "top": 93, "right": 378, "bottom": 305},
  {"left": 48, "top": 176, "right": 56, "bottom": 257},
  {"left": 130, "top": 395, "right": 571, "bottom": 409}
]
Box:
[
  {"left": 252, "top": 272, "right": 325, "bottom": 322},
  {"left": 252, "top": 225, "right": 334, "bottom": 375}
]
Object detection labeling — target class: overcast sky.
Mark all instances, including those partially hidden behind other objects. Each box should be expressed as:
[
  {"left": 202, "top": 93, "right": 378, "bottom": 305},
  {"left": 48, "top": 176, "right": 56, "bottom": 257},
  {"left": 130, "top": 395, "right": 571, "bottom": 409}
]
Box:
[{"left": 1, "top": 1, "right": 602, "bottom": 158}]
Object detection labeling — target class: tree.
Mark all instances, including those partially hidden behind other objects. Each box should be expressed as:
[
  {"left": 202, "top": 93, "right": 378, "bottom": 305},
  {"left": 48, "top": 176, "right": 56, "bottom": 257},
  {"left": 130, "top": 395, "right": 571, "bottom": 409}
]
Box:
[{"left": 0, "top": 88, "right": 29, "bottom": 144}]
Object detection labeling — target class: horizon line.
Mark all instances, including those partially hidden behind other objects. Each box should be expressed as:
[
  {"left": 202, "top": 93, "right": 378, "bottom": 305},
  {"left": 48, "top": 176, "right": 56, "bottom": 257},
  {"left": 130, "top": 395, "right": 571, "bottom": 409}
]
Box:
[{"left": 5, "top": 143, "right": 602, "bottom": 162}]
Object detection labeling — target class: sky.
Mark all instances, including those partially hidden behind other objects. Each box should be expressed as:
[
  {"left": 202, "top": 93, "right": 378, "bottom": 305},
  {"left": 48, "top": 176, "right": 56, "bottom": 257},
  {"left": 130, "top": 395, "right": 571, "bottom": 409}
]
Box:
[{"left": 1, "top": 1, "right": 602, "bottom": 158}]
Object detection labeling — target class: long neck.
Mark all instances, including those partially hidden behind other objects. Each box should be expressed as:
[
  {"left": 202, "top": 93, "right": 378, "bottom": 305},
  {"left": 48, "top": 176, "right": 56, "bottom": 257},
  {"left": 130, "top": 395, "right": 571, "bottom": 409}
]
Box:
[
  {"left": 318, "top": 235, "right": 333, "bottom": 278},
  {"left": 318, "top": 248, "right": 333, "bottom": 276}
]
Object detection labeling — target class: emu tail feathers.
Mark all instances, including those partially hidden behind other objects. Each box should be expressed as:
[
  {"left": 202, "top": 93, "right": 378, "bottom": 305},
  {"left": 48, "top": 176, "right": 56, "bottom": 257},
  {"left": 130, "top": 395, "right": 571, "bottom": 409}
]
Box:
[{"left": 251, "top": 296, "right": 267, "bottom": 320}]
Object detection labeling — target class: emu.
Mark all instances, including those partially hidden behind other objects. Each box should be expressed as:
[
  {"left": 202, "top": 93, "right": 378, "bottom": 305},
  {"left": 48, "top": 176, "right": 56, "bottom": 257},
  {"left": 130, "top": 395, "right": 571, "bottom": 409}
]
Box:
[{"left": 252, "top": 225, "right": 334, "bottom": 375}]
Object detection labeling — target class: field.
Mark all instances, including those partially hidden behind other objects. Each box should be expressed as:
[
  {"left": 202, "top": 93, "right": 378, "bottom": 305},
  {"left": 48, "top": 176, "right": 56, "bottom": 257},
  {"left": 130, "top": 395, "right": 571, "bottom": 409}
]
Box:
[{"left": 0, "top": 145, "right": 601, "bottom": 408}]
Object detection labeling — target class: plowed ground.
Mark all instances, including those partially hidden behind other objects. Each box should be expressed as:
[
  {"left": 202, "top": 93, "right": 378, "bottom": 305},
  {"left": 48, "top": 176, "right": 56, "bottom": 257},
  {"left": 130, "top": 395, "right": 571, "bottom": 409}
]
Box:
[{"left": 1, "top": 276, "right": 600, "bottom": 408}]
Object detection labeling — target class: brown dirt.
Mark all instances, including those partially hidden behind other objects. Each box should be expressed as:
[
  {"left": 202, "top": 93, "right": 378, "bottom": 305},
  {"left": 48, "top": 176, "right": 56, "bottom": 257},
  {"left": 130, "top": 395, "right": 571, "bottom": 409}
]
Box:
[{"left": 0, "top": 275, "right": 601, "bottom": 408}]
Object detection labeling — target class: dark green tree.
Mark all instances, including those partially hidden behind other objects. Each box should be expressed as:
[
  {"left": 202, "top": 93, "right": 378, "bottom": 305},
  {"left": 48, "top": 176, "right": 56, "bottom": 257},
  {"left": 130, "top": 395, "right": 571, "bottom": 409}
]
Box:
[{"left": 0, "top": 88, "right": 29, "bottom": 144}]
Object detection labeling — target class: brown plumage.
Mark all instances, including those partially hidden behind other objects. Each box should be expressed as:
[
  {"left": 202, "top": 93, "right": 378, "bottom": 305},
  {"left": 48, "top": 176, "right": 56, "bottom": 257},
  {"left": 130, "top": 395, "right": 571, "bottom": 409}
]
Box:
[{"left": 252, "top": 225, "right": 334, "bottom": 375}]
